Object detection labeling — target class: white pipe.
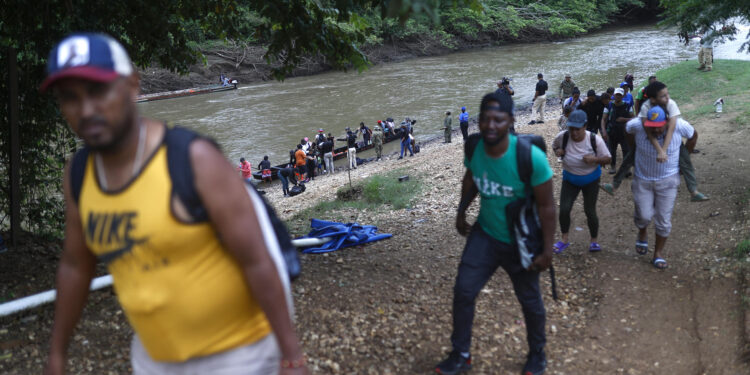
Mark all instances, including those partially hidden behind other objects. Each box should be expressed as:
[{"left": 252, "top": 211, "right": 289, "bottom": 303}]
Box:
[
  {"left": 0, "top": 238, "right": 331, "bottom": 318},
  {"left": 0, "top": 275, "right": 113, "bottom": 318}
]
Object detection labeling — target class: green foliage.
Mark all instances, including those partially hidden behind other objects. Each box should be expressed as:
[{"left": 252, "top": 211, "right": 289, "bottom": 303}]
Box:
[
  {"left": 649, "top": 60, "right": 750, "bottom": 120},
  {"left": 733, "top": 239, "right": 750, "bottom": 260},
  {"left": 659, "top": 0, "right": 750, "bottom": 53}
]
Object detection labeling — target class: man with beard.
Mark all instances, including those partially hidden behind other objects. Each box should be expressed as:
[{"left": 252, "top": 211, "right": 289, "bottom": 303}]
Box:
[
  {"left": 41, "top": 33, "right": 307, "bottom": 375},
  {"left": 435, "top": 92, "right": 555, "bottom": 375}
]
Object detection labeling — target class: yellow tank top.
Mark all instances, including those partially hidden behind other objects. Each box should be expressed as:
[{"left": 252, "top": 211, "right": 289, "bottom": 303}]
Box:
[{"left": 78, "top": 144, "right": 270, "bottom": 361}]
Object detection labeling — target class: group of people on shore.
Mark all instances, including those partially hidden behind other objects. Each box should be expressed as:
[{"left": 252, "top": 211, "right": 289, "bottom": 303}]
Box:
[{"left": 238, "top": 117, "right": 421, "bottom": 196}]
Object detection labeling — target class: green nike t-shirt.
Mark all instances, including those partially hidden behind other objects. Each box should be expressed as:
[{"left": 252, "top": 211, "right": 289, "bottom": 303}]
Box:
[{"left": 463, "top": 134, "right": 554, "bottom": 244}]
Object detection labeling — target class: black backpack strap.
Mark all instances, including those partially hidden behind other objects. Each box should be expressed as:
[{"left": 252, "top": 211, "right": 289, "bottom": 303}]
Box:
[
  {"left": 164, "top": 126, "right": 212, "bottom": 222},
  {"left": 515, "top": 136, "right": 534, "bottom": 194},
  {"left": 70, "top": 148, "right": 90, "bottom": 205},
  {"left": 464, "top": 133, "right": 483, "bottom": 163},
  {"left": 589, "top": 132, "right": 597, "bottom": 154}
]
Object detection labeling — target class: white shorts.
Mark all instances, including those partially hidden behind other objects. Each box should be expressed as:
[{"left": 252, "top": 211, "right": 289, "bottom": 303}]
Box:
[{"left": 131, "top": 333, "right": 280, "bottom": 375}]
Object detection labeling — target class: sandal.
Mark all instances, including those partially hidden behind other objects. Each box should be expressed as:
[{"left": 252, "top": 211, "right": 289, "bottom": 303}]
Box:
[
  {"left": 553, "top": 241, "right": 569, "bottom": 254},
  {"left": 652, "top": 257, "right": 668, "bottom": 270},
  {"left": 635, "top": 240, "right": 648, "bottom": 255},
  {"left": 589, "top": 242, "right": 601, "bottom": 252},
  {"left": 691, "top": 192, "right": 709, "bottom": 202}
]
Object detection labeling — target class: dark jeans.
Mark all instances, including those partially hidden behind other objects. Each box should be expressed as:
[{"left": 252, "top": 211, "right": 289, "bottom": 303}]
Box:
[
  {"left": 400, "top": 139, "right": 413, "bottom": 157},
  {"left": 279, "top": 174, "right": 290, "bottom": 195},
  {"left": 607, "top": 124, "right": 629, "bottom": 169},
  {"left": 306, "top": 159, "right": 316, "bottom": 180},
  {"left": 559, "top": 178, "right": 600, "bottom": 237},
  {"left": 460, "top": 121, "right": 469, "bottom": 141},
  {"left": 612, "top": 143, "right": 697, "bottom": 193},
  {"left": 451, "top": 225, "right": 546, "bottom": 354}
]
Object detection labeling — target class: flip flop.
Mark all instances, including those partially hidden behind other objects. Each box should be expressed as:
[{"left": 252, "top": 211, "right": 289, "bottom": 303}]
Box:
[
  {"left": 589, "top": 242, "right": 601, "bottom": 252},
  {"left": 553, "top": 241, "right": 569, "bottom": 254},
  {"left": 635, "top": 240, "right": 648, "bottom": 255},
  {"left": 652, "top": 257, "right": 668, "bottom": 270}
]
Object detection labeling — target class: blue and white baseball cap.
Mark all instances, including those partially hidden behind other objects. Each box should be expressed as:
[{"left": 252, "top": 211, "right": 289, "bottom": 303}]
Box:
[{"left": 41, "top": 33, "right": 133, "bottom": 92}]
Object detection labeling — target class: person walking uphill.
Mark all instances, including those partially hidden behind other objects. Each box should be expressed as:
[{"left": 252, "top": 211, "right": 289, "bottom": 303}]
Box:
[
  {"left": 459, "top": 107, "right": 470, "bottom": 141},
  {"left": 627, "top": 106, "right": 698, "bottom": 269},
  {"left": 435, "top": 92, "right": 556, "bottom": 375},
  {"left": 443, "top": 111, "right": 453, "bottom": 143},
  {"left": 530, "top": 73, "right": 548, "bottom": 125},
  {"left": 41, "top": 33, "right": 307, "bottom": 375},
  {"left": 551, "top": 110, "right": 611, "bottom": 254},
  {"left": 558, "top": 74, "right": 576, "bottom": 106}
]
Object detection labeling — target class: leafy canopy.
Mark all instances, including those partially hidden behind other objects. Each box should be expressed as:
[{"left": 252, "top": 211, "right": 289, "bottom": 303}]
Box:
[{"left": 659, "top": 0, "right": 750, "bottom": 52}]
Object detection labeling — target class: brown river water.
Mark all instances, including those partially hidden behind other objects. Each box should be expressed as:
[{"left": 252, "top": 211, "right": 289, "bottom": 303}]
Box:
[{"left": 139, "top": 23, "right": 750, "bottom": 168}]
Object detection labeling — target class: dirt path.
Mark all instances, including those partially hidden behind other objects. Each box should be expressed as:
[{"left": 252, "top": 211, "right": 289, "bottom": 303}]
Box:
[{"left": 1, "top": 106, "right": 747, "bottom": 374}]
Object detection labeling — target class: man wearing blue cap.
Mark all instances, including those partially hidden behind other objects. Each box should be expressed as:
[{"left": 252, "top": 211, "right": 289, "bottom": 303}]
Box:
[
  {"left": 436, "top": 92, "right": 555, "bottom": 375},
  {"left": 551, "top": 110, "right": 611, "bottom": 253},
  {"left": 41, "top": 33, "right": 307, "bottom": 375},
  {"left": 459, "top": 106, "right": 470, "bottom": 141},
  {"left": 626, "top": 105, "right": 698, "bottom": 269},
  {"left": 619, "top": 82, "right": 634, "bottom": 108}
]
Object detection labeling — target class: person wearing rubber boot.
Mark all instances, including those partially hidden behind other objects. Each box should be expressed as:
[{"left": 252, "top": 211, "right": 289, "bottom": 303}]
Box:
[
  {"left": 627, "top": 105, "right": 698, "bottom": 270},
  {"left": 435, "top": 92, "right": 555, "bottom": 375},
  {"left": 551, "top": 110, "right": 611, "bottom": 254}
]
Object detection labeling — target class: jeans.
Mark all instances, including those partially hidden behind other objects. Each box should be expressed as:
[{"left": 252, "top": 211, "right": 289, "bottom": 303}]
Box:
[
  {"left": 460, "top": 122, "right": 469, "bottom": 141},
  {"left": 279, "top": 174, "right": 290, "bottom": 195},
  {"left": 400, "top": 139, "right": 413, "bottom": 157},
  {"left": 324, "top": 152, "right": 334, "bottom": 174},
  {"left": 559, "top": 178, "right": 600, "bottom": 237},
  {"left": 451, "top": 225, "right": 546, "bottom": 354},
  {"left": 631, "top": 174, "right": 680, "bottom": 237}
]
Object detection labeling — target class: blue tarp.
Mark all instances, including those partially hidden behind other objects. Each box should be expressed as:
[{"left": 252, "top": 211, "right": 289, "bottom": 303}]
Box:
[{"left": 297, "top": 219, "right": 393, "bottom": 254}]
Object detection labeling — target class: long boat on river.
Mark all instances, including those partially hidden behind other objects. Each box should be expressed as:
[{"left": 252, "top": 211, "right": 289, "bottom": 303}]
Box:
[
  {"left": 252, "top": 131, "right": 404, "bottom": 180},
  {"left": 135, "top": 83, "right": 237, "bottom": 103}
]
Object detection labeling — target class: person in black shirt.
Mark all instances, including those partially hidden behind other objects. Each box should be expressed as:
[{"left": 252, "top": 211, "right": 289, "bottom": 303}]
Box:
[
  {"left": 346, "top": 129, "right": 358, "bottom": 170},
  {"left": 359, "top": 122, "right": 372, "bottom": 145},
  {"left": 530, "top": 73, "right": 548, "bottom": 125},
  {"left": 258, "top": 155, "right": 272, "bottom": 184},
  {"left": 579, "top": 89, "right": 606, "bottom": 134},
  {"left": 278, "top": 166, "right": 297, "bottom": 197},
  {"left": 321, "top": 135, "right": 334, "bottom": 174}
]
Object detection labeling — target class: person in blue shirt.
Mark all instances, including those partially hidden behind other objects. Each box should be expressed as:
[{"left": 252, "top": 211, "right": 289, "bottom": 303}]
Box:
[
  {"left": 459, "top": 107, "right": 470, "bottom": 141},
  {"left": 620, "top": 82, "right": 634, "bottom": 107}
]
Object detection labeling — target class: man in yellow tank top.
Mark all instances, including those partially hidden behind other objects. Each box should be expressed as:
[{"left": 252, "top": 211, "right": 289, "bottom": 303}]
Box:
[{"left": 41, "top": 33, "right": 308, "bottom": 375}]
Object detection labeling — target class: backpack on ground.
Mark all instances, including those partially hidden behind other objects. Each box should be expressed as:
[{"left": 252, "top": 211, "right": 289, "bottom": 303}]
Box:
[
  {"left": 465, "top": 133, "right": 558, "bottom": 301},
  {"left": 70, "top": 126, "right": 301, "bottom": 284},
  {"left": 560, "top": 131, "right": 597, "bottom": 160},
  {"left": 288, "top": 183, "right": 306, "bottom": 197}
]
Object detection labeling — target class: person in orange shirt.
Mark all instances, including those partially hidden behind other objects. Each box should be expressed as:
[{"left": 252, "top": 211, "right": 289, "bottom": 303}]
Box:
[
  {"left": 237, "top": 157, "right": 253, "bottom": 182},
  {"left": 294, "top": 145, "right": 307, "bottom": 182}
]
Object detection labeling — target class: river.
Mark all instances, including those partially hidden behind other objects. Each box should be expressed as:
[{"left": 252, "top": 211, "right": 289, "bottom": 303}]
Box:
[{"left": 139, "top": 23, "right": 750, "bottom": 168}]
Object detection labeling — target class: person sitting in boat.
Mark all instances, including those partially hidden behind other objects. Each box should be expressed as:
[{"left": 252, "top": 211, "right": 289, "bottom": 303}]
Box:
[
  {"left": 220, "top": 73, "right": 226, "bottom": 84},
  {"left": 236, "top": 157, "right": 252, "bottom": 182},
  {"left": 258, "top": 155, "right": 272, "bottom": 184}
]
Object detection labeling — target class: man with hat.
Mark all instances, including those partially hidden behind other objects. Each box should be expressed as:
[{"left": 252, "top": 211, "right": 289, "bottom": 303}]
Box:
[
  {"left": 558, "top": 74, "right": 576, "bottom": 105},
  {"left": 315, "top": 128, "right": 326, "bottom": 145},
  {"left": 458, "top": 106, "right": 470, "bottom": 141},
  {"left": 619, "top": 81, "right": 634, "bottom": 108},
  {"left": 435, "top": 92, "right": 555, "bottom": 375},
  {"left": 626, "top": 105, "right": 698, "bottom": 269},
  {"left": 41, "top": 33, "right": 307, "bottom": 374},
  {"left": 578, "top": 89, "right": 606, "bottom": 135},
  {"left": 372, "top": 121, "right": 384, "bottom": 160},
  {"left": 551, "top": 110, "right": 611, "bottom": 254}
]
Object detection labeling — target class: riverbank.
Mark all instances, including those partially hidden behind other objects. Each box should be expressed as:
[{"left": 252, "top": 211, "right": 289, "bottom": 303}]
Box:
[
  {"left": 2, "top": 60, "right": 749, "bottom": 373},
  {"left": 139, "top": 18, "right": 657, "bottom": 94}
]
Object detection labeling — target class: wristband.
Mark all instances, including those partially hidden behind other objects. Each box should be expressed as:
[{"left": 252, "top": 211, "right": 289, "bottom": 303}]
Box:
[{"left": 281, "top": 355, "right": 306, "bottom": 369}]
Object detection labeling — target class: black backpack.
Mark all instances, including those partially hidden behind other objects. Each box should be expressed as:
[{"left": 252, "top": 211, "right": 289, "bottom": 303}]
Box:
[
  {"left": 288, "top": 183, "right": 306, "bottom": 197},
  {"left": 560, "top": 131, "right": 597, "bottom": 160},
  {"left": 70, "top": 126, "right": 300, "bottom": 281},
  {"left": 465, "top": 133, "right": 558, "bottom": 301}
]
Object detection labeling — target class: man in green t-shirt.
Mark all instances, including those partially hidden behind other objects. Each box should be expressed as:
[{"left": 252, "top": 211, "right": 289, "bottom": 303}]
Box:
[{"left": 435, "top": 93, "right": 556, "bottom": 375}]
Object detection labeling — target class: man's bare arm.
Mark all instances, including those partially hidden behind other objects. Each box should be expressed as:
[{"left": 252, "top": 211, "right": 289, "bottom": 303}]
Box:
[
  {"left": 456, "top": 169, "right": 478, "bottom": 236},
  {"left": 45, "top": 162, "right": 97, "bottom": 375},
  {"left": 530, "top": 179, "right": 555, "bottom": 271},
  {"left": 685, "top": 129, "right": 698, "bottom": 153},
  {"left": 191, "top": 140, "right": 305, "bottom": 367}
]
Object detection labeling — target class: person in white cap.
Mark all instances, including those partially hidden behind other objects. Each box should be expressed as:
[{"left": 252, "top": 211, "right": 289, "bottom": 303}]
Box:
[{"left": 41, "top": 33, "right": 308, "bottom": 375}]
